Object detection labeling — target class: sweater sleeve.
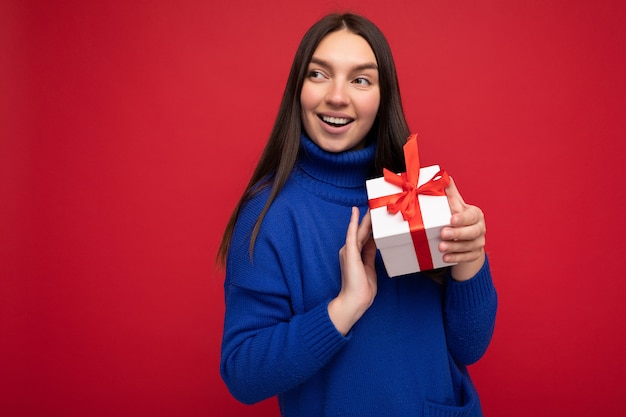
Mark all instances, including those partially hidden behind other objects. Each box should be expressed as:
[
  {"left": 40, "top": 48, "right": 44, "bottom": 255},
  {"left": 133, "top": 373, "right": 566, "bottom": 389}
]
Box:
[
  {"left": 443, "top": 256, "right": 497, "bottom": 365},
  {"left": 220, "top": 197, "right": 348, "bottom": 405}
]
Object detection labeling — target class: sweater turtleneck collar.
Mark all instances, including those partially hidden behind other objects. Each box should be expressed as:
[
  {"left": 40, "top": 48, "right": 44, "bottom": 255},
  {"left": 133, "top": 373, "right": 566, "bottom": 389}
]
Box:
[{"left": 292, "top": 133, "right": 377, "bottom": 205}]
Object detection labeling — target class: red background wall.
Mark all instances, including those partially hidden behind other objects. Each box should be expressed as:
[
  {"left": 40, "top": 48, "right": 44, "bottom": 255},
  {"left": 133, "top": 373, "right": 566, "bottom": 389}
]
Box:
[{"left": 2, "top": 0, "right": 625, "bottom": 416}]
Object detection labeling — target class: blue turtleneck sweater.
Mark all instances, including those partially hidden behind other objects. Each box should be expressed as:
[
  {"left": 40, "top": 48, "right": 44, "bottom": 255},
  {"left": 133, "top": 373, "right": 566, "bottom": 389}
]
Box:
[{"left": 221, "top": 135, "right": 497, "bottom": 417}]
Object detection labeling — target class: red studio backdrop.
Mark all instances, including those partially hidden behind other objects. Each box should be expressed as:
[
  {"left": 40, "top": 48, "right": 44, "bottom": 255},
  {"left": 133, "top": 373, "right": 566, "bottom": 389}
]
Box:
[{"left": 2, "top": 1, "right": 626, "bottom": 416}]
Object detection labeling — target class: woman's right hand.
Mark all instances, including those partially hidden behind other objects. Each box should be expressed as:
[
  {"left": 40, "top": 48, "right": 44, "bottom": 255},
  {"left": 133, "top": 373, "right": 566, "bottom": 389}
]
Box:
[{"left": 328, "top": 207, "right": 378, "bottom": 336}]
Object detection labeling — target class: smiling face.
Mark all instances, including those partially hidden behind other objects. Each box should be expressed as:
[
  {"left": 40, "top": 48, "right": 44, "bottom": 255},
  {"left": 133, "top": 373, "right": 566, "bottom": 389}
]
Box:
[{"left": 300, "top": 29, "right": 380, "bottom": 153}]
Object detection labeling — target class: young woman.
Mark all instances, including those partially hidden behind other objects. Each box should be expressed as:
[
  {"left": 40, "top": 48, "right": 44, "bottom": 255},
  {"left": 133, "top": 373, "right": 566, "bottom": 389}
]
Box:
[{"left": 217, "top": 13, "right": 497, "bottom": 417}]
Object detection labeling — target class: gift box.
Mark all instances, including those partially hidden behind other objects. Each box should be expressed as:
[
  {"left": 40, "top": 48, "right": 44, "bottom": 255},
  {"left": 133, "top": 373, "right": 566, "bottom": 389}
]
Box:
[{"left": 365, "top": 134, "right": 457, "bottom": 277}]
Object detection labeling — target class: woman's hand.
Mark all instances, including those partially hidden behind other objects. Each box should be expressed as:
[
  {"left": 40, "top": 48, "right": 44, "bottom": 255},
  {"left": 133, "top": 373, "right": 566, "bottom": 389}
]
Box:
[
  {"left": 439, "top": 177, "right": 486, "bottom": 281},
  {"left": 328, "top": 207, "right": 378, "bottom": 336}
]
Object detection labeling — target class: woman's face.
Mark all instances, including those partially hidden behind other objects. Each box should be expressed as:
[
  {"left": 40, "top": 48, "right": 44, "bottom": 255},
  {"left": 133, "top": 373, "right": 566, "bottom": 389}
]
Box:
[{"left": 300, "top": 29, "right": 380, "bottom": 153}]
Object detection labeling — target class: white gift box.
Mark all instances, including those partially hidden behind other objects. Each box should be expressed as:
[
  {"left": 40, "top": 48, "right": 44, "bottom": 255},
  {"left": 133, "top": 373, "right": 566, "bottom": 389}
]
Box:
[{"left": 366, "top": 165, "right": 457, "bottom": 277}]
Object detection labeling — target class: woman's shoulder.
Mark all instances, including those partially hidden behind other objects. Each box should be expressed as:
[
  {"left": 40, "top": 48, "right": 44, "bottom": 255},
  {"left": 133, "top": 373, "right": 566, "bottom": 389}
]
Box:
[
  {"left": 227, "top": 179, "right": 305, "bottom": 272},
  {"left": 235, "top": 177, "right": 303, "bottom": 231}
]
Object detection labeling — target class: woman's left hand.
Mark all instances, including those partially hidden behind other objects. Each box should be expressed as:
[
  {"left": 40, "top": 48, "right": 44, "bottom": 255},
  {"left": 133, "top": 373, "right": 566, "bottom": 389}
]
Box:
[{"left": 439, "top": 177, "right": 486, "bottom": 281}]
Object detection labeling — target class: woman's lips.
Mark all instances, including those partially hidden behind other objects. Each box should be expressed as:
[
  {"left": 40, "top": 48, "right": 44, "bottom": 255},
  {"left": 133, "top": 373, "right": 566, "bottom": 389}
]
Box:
[{"left": 318, "top": 114, "right": 354, "bottom": 128}]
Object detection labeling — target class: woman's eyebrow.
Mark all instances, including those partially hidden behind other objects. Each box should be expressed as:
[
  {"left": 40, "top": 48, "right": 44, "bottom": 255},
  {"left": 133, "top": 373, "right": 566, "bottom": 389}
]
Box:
[{"left": 309, "top": 57, "right": 378, "bottom": 72}]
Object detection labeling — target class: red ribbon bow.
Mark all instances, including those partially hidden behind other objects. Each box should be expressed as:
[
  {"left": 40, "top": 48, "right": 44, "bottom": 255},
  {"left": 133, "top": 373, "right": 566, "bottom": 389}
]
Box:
[{"left": 368, "top": 134, "right": 450, "bottom": 271}]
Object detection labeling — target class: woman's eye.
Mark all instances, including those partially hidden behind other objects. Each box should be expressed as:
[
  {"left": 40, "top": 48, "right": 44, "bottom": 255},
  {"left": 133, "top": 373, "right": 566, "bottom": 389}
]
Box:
[
  {"left": 308, "top": 70, "right": 325, "bottom": 79},
  {"left": 353, "top": 77, "right": 371, "bottom": 86}
]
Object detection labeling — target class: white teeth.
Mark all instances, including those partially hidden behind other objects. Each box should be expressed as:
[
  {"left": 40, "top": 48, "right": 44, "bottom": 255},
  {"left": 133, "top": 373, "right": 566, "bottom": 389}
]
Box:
[{"left": 322, "top": 116, "right": 350, "bottom": 125}]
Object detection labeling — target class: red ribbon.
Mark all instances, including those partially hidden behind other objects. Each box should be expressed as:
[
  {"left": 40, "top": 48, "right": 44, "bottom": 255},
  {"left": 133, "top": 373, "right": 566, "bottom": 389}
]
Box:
[{"left": 368, "top": 134, "right": 450, "bottom": 271}]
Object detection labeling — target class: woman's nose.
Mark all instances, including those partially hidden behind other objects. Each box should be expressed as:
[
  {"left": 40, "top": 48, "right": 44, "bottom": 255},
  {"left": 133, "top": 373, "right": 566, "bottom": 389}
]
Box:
[{"left": 325, "top": 81, "right": 349, "bottom": 106}]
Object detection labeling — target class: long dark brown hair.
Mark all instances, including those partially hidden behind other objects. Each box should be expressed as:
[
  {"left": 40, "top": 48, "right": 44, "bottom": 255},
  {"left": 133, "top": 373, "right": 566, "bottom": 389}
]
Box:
[{"left": 216, "top": 13, "right": 411, "bottom": 268}]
